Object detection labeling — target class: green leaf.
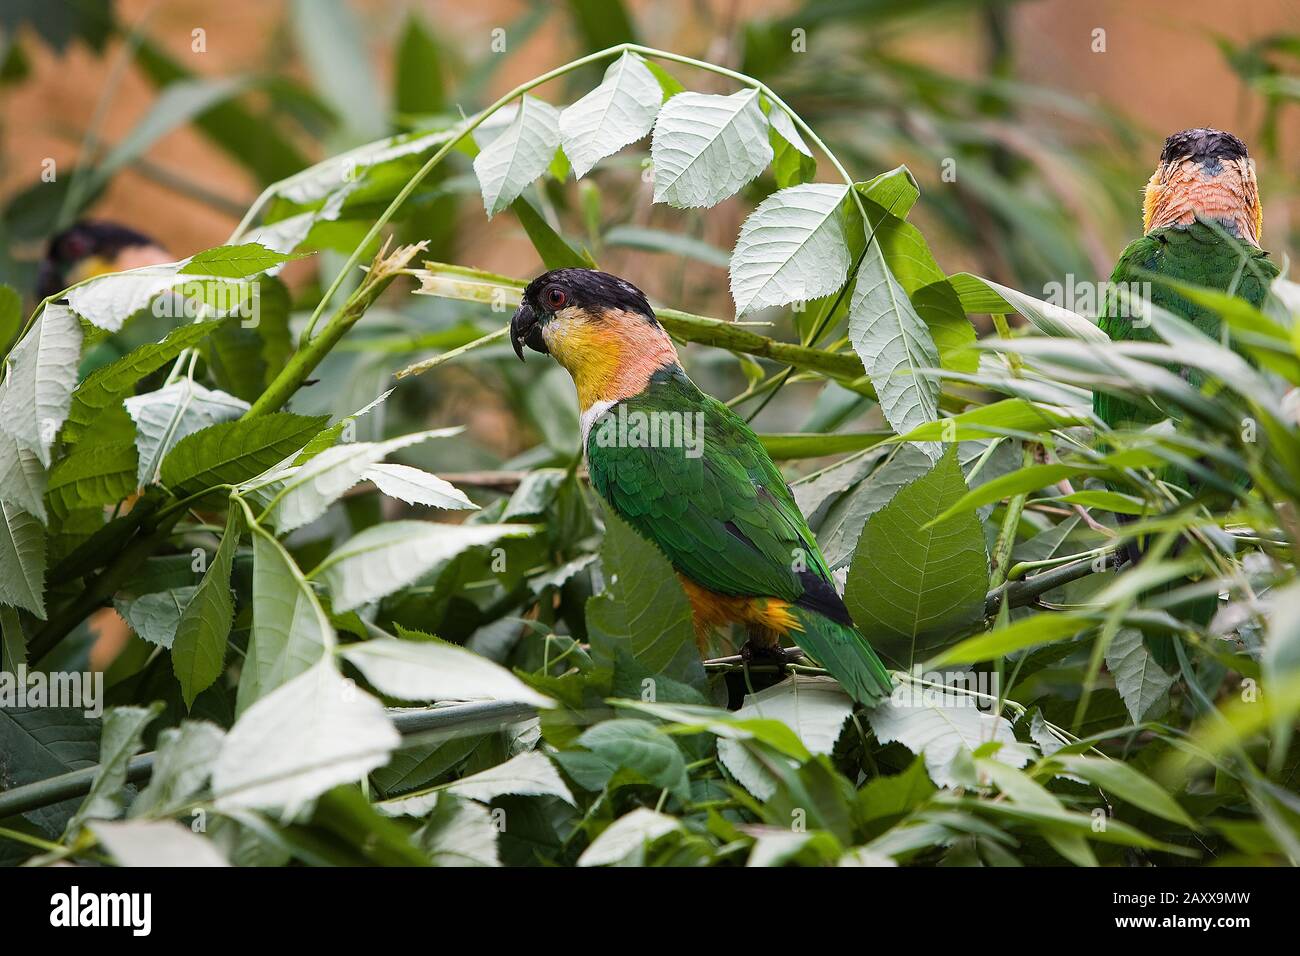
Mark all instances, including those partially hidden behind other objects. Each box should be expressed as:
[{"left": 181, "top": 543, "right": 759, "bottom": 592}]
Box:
[
  {"left": 1053, "top": 490, "right": 1145, "bottom": 515},
  {"left": 363, "top": 463, "right": 476, "bottom": 511},
  {"left": 90, "top": 818, "right": 230, "bottom": 867},
  {"left": 216, "top": 659, "right": 398, "bottom": 813},
  {"left": 247, "top": 428, "right": 461, "bottom": 534},
  {"left": 179, "top": 242, "right": 306, "bottom": 279},
  {"left": 473, "top": 95, "right": 561, "bottom": 217},
  {"left": 1263, "top": 581, "right": 1300, "bottom": 769},
  {"left": 927, "top": 462, "right": 1102, "bottom": 528},
  {"left": 867, "top": 695, "right": 1031, "bottom": 789},
  {"left": 559, "top": 51, "right": 661, "bottom": 178},
  {"left": 718, "top": 677, "right": 855, "bottom": 800},
  {"left": 928, "top": 614, "right": 1091, "bottom": 667},
  {"left": 577, "top": 807, "right": 681, "bottom": 866},
  {"left": 1053, "top": 755, "right": 1197, "bottom": 829},
  {"left": 0, "top": 502, "right": 44, "bottom": 618},
  {"left": 650, "top": 89, "right": 772, "bottom": 208},
  {"left": 394, "top": 13, "right": 445, "bottom": 115},
  {"left": 62, "top": 317, "right": 228, "bottom": 443},
  {"left": 729, "top": 183, "right": 854, "bottom": 316},
  {"left": 129, "top": 720, "right": 225, "bottom": 819},
  {"left": 510, "top": 196, "right": 595, "bottom": 270},
  {"left": 312, "top": 521, "right": 534, "bottom": 612},
  {"left": 896, "top": 398, "right": 1077, "bottom": 444},
  {"left": 173, "top": 507, "right": 241, "bottom": 708},
  {"left": 0, "top": 304, "right": 82, "bottom": 465},
  {"left": 414, "top": 794, "right": 500, "bottom": 866},
  {"left": 0, "top": 284, "right": 21, "bottom": 352},
  {"left": 845, "top": 448, "right": 989, "bottom": 668},
  {"left": 0, "top": 428, "right": 46, "bottom": 524},
  {"left": 949, "top": 272, "right": 1108, "bottom": 342},
  {"left": 340, "top": 636, "right": 553, "bottom": 707},
  {"left": 45, "top": 440, "right": 137, "bottom": 520},
  {"left": 1, "top": 605, "right": 25, "bottom": 672},
  {"left": 578, "top": 719, "right": 690, "bottom": 799},
  {"left": 1104, "top": 627, "right": 1174, "bottom": 723},
  {"left": 113, "top": 586, "right": 197, "bottom": 648},
  {"left": 848, "top": 188, "right": 941, "bottom": 451},
  {"left": 234, "top": 508, "right": 336, "bottom": 714},
  {"left": 125, "top": 381, "right": 249, "bottom": 486},
  {"left": 160, "top": 412, "right": 328, "bottom": 497},
  {"left": 585, "top": 509, "right": 706, "bottom": 698},
  {"left": 68, "top": 703, "right": 163, "bottom": 832},
  {"left": 857, "top": 170, "right": 976, "bottom": 374}
]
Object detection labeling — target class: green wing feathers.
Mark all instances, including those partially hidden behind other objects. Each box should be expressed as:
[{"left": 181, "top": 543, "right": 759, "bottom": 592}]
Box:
[{"left": 587, "top": 366, "right": 893, "bottom": 704}]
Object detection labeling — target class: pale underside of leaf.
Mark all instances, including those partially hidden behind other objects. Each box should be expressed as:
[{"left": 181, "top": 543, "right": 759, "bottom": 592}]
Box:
[
  {"left": 650, "top": 89, "right": 773, "bottom": 209},
  {"left": 560, "top": 51, "right": 662, "bottom": 179},
  {"left": 729, "top": 183, "right": 851, "bottom": 315}
]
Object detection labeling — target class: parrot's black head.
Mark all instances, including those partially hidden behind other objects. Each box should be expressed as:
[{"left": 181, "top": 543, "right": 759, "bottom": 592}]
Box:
[
  {"left": 1145, "top": 128, "right": 1262, "bottom": 245},
  {"left": 510, "top": 268, "right": 658, "bottom": 361},
  {"left": 1159, "top": 128, "right": 1249, "bottom": 170},
  {"left": 37, "top": 220, "right": 167, "bottom": 300}
]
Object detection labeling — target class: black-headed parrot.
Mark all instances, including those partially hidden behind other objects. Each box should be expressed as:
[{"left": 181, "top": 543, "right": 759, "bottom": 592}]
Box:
[
  {"left": 1094, "top": 128, "right": 1279, "bottom": 668},
  {"left": 510, "top": 268, "right": 892, "bottom": 706}
]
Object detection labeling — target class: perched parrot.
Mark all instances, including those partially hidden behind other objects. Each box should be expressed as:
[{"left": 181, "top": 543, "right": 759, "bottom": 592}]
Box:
[
  {"left": 1094, "top": 127, "right": 1279, "bottom": 667},
  {"left": 510, "top": 269, "right": 893, "bottom": 706},
  {"left": 36, "top": 220, "right": 170, "bottom": 300}
]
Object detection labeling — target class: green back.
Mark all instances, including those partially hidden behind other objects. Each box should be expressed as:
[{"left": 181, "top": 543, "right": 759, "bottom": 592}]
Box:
[
  {"left": 586, "top": 366, "right": 829, "bottom": 604},
  {"left": 1093, "top": 221, "right": 1279, "bottom": 429}
]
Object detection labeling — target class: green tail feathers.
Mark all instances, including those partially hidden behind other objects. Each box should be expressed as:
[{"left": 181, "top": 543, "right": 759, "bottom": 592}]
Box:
[{"left": 790, "top": 607, "right": 893, "bottom": 706}]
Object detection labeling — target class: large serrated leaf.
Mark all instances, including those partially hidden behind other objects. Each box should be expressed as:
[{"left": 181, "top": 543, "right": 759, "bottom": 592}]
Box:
[
  {"left": 0, "top": 502, "right": 45, "bottom": 618},
  {"left": 172, "top": 508, "right": 241, "bottom": 708},
  {"left": 45, "top": 440, "right": 137, "bottom": 520},
  {"left": 248, "top": 427, "right": 460, "bottom": 534},
  {"left": 362, "top": 462, "right": 476, "bottom": 510},
  {"left": 215, "top": 659, "right": 398, "bottom": 813},
  {"left": 160, "top": 412, "right": 328, "bottom": 497},
  {"left": 848, "top": 230, "right": 942, "bottom": 453},
  {"left": 62, "top": 317, "right": 228, "bottom": 443},
  {"left": 729, "top": 183, "right": 852, "bottom": 315},
  {"left": 129, "top": 720, "right": 225, "bottom": 818},
  {"left": 0, "top": 429, "right": 47, "bottom": 524},
  {"left": 179, "top": 242, "right": 304, "bottom": 279},
  {"left": 1104, "top": 627, "right": 1173, "bottom": 723},
  {"left": 340, "top": 636, "right": 553, "bottom": 706},
  {"left": 585, "top": 509, "right": 706, "bottom": 698},
  {"left": 234, "top": 511, "right": 336, "bottom": 714},
  {"left": 868, "top": 695, "right": 1032, "bottom": 788},
  {"left": 650, "top": 89, "right": 772, "bottom": 209},
  {"left": 718, "top": 677, "right": 854, "bottom": 800},
  {"left": 313, "top": 521, "right": 534, "bottom": 612},
  {"left": 125, "top": 380, "right": 249, "bottom": 487},
  {"left": 472, "top": 95, "right": 560, "bottom": 217},
  {"left": 0, "top": 304, "right": 82, "bottom": 465},
  {"left": 559, "top": 51, "right": 662, "bottom": 178},
  {"left": 844, "top": 448, "right": 988, "bottom": 669}
]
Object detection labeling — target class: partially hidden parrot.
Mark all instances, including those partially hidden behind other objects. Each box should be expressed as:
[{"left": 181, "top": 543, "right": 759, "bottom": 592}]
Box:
[
  {"left": 510, "top": 269, "right": 893, "bottom": 706},
  {"left": 37, "top": 220, "right": 171, "bottom": 300},
  {"left": 1094, "top": 127, "right": 1279, "bottom": 668}
]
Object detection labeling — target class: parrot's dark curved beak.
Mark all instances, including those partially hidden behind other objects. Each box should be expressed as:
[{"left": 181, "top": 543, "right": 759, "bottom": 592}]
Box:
[{"left": 509, "top": 302, "right": 547, "bottom": 361}]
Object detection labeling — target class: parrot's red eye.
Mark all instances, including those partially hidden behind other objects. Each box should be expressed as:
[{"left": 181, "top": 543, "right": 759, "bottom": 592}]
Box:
[{"left": 544, "top": 286, "right": 568, "bottom": 309}]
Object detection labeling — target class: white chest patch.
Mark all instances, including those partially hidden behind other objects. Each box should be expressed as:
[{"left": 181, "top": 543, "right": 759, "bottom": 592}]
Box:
[{"left": 579, "top": 399, "right": 617, "bottom": 457}]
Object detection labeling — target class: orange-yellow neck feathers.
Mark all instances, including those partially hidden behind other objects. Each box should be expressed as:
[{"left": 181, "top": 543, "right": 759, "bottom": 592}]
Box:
[
  {"left": 1143, "top": 156, "right": 1262, "bottom": 245},
  {"left": 542, "top": 306, "right": 680, "bottom": 409}
]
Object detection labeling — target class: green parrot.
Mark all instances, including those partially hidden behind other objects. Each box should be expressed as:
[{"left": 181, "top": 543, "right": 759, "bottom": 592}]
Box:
[
  {"left": 510, "top": 269, "right": 893, "bottom": 706},
  {"left": 1093, "top": 127, "right": 1279, "bottom": 668}
]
